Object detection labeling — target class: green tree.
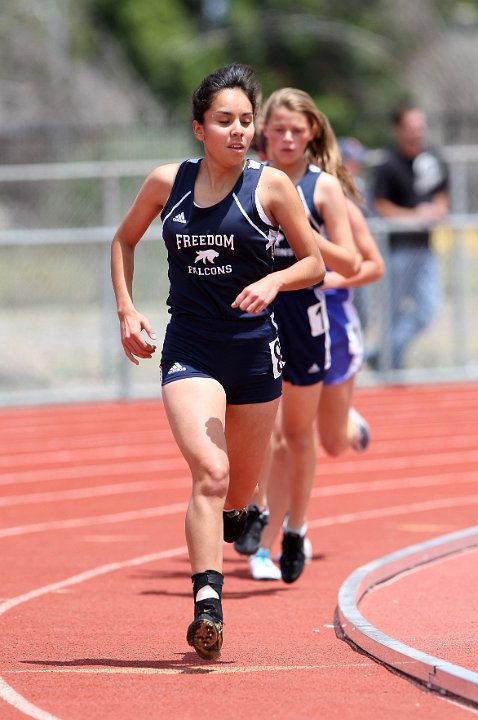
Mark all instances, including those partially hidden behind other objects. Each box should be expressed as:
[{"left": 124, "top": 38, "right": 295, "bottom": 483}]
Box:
[{"left": 86, "top": 0, "right": 464, "bottom": 144}]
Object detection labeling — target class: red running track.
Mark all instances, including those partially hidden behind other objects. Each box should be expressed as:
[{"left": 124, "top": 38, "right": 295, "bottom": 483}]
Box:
[{"left": 1, "top": 383, "right": 478, "bottom": 719}]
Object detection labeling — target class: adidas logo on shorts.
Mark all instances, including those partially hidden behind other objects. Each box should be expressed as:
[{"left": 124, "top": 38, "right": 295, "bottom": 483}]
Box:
[
  {"left": 307, "top": 363, "right": 321, "bottom": 374},
  {"left": 173, "top": 212, "right": 187, "bottom": 223},
  {"left": 167, "top": 362, "right": 187, "bottom": 375}
]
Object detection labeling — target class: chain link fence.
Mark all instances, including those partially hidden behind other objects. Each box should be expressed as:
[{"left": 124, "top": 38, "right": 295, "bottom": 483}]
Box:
[{"left": 1, "top": 149, "right": 478, "bottom": 406}]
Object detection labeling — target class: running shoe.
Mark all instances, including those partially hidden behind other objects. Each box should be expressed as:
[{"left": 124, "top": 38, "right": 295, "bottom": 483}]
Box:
[
  {"left": 303, "top": 536, "right": 313, "bottom": 564},
  {"left": 187, "top": 597, "right": 223, "bottom": 661},
  {"left": 249, "top": 548, "right": 281, "bottom": 580},
  {"left": 223, "top": 507, "right": 248, "bottom": 543},
  {"left": 350, "top": 407, "right": 370, "bottom": 453},
  {"left": 280, "top": 531, "right": 306, "bottom": 583},
  {"left": 234, "top": 504, "right": 269, "bottom": 555},
  {"left": 277, "top": 535, "right": 313, "bottom": 564}
]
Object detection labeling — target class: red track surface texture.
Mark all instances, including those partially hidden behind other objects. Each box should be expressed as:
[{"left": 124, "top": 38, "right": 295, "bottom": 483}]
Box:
[{"left": 1, "top": 383, "right": 478, "bottom": 719}]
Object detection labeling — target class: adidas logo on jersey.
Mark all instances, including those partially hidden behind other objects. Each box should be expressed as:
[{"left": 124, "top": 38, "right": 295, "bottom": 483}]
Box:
[
  {"left": 173, "top": 212, "right": 187, "bottom": 223},
  {"left": 307, "top": 363, "right": 321, "bottom": 374},
  {"left": 167, "top": 362, "right": 187, "bottom": 375}
]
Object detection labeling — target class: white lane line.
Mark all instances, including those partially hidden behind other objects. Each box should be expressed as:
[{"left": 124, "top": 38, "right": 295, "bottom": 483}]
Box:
[
  {"left": 3, "top": 500, "right": 477, "bottom": 717},
  {"left": 2, "top": 493, "right": 478, "bottom": 541},
  {"left": 0, "top": 503, "right": 188, "bottom": 538},
  {"left": 0, "top": 457, "right": 187, "bottom": 486},
  {"left": 0, "top": 540, "right": 416, "bottom": 720},
  {"left": 308, "top": 493, "right": 478, "bottom": 529},
  {"left": 2, "top": 469, "right": 477, "bottom": 510},
  {"left": 311, "top": 470, "right": 478, "bottom": 498},
  {"left": 0, "top": 546, "right": 188, "bottom": 720},
  {"left": 0, "top": 431, "right": 475, "bottom": 466},
  {"left": 0, "top": 480, "right": 189, "bottom": 507},
  {"left": 0, "top": 448, "right": 144, "bottom": 468},
  {"left": 0, "top": 436, "right": 174, "bottom": 456},
  {"left": 0, "top": 677, "right": 60, "bottom": 720},
  {"left": 0, "top": 547, "right": 187, "bottom": 616},
  {"left": 3, "top": 446, "right": 478, "bottom": 487},
  {"left": 2, "top": 660, "right": 411, "bottom": 676}
]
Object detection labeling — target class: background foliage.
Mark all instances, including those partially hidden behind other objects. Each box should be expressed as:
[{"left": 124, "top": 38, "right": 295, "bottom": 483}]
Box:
[{"left": 85, "top": 0, "right": 475, "bottom": 145}]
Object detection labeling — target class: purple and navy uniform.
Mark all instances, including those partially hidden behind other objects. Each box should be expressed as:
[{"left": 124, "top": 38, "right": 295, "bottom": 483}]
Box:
[
  {"left": 272, "top": 164, "right": 330, "bottom": 386},
  {"left": 322, "top": 285, "right": 363, "bottom": 386},
  {"left": 295, "top": 165, "right": 363, "bottom": 386},
  {"left": 316, "top": 184, "right": 363, "bottom": 386},
  {"left": 273, "top": 162, "right": 364, "bottom": 386},
  {"left": 159, "top": 158, "right": 284, "bottom": 404}
]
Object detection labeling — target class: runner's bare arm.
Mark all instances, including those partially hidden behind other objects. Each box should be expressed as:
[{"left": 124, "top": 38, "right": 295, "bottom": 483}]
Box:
[{"left": 111, "top": 163, "right": 180, "bottom": 363}]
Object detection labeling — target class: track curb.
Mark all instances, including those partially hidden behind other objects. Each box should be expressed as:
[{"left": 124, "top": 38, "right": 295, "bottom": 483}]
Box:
[{"left": 337, "top": 525, "right": 478, "bottom": 706}]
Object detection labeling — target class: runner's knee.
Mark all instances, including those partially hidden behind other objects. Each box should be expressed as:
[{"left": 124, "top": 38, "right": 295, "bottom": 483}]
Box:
[{"left": 195, "top": 459, "right": 230, "bottom": 500}]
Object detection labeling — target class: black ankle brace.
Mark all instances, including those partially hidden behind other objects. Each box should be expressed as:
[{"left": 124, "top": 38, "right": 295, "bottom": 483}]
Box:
[{"left": 191, "top": 569, "right": 224, "bottom": 599}]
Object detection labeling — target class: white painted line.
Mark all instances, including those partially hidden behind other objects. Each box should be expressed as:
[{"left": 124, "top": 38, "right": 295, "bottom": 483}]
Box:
[
  {"left": 2, "top": 446, "right": 478, "bottom": 487},
  {"left": 2, "top": 469, "right": 477, "bottom": 509},
  {"left": 0, "top": 480, "right": 188, "bottom": 507},
  {"left": 311, "top": 470, "right": 478, "bottom": 498},
  {"left": 0, "top": 457, "right": 186, "bottom": 486},
  {"left": 0, "top": 442, "right": 177, "bottom": 468},
  {"left": 1, "top": 660, "right": 407, "bottom": 676},
  {"left": 0, "top": 539, "right": 415, "bottom": 720},
  {"left": 0, "top": 547, "right": 188, "bottom": 616},
  {"left": 3, "top": 493, "right": 478, "bottom": 540},
  {"left": 0, "top": 546, "right": 188, "bottom": 719},
  {"left": 308, "top": 493, "right": 478, "bottom": 529},
  {"left": 0, "top": 502, "right": 188, "bottom": 538},
  {"left": 0, "top": 677, "right": 60, "bottom": 720},
  {"left": 337, "top": 525, "right": 478, "bottom": 706}
]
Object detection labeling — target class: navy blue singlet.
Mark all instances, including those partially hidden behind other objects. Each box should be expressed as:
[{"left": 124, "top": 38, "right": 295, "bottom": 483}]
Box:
[
  {"left": 160, "top": 158, "right": 279, "bottom": 321},
  {"left": 271, "top": 164, "right": 331, "bottom": 386},
  {"left": 273, "top": 164, "right": 325, "bottom": 272},
  {"left": 275, "top": 163, "right": 348, "bottom": 302},
  {"left": 295, "top": 164, "right": 364, "bottom": 385},
  {"left": 159, "top": 158, "right": 284, "bottom": 404},
  {"left": 272, "top": 162, "right": 363, "bottom": 387}
]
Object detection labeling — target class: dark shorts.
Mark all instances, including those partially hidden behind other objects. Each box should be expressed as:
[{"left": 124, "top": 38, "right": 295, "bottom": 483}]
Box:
[
  {"left": 274, "top": 287, "right": 330, "bottom": 386},
  {"left": 160, "top": 314, "right": 283, "bottom": 405}
]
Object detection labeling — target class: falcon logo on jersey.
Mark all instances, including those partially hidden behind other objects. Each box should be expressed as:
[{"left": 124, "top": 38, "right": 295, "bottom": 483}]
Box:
[
  {"left": 189, "top": 249, "right": 231, "bottom": 274},
  {"left": 195, "top": 249, "right": 219, "bottom": 264}
]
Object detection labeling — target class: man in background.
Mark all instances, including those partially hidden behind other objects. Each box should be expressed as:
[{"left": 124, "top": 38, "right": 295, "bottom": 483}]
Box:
[{"left": 372, "top": 107, "right": 448, "bottom": 369}]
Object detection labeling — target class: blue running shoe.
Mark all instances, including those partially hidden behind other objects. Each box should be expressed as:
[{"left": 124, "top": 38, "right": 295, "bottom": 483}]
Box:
[{"left": 249, "top": 548, "right": 281, "bottom": 580}]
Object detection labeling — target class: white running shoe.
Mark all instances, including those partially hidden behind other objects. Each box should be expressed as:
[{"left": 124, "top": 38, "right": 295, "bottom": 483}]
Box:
[
  {"left": 349, "top": 407, "right": 371, "bottom": 452},
  {"left": 303, "top": 536, "right": 313, "bottom": 564},
  {"left": 249, "top": 548, "right": 281, "bottom": 580}
]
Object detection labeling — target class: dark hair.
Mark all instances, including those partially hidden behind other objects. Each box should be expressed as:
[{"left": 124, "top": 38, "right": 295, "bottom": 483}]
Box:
[
  {"left": 192, "top": 63, "right": 260, "bottom": 123},
  {"left": 391, "top": 106, "right": 420, "bottom": 126}
]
